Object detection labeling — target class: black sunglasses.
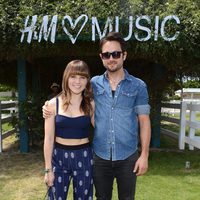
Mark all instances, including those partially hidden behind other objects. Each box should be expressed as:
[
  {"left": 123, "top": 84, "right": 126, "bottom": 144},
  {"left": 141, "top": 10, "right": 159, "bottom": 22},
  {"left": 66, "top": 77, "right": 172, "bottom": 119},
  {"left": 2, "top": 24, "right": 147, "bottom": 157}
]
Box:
[{"left": 101, "top": 51, "right": 123, "bottom": 60}]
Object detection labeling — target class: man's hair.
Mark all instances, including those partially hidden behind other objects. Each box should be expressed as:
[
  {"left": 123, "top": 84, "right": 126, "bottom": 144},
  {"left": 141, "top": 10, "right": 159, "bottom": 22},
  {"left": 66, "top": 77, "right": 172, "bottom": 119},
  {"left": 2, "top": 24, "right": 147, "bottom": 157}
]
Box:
[{"left": 99, "top": 32, "right": 126, "bottom": 52}]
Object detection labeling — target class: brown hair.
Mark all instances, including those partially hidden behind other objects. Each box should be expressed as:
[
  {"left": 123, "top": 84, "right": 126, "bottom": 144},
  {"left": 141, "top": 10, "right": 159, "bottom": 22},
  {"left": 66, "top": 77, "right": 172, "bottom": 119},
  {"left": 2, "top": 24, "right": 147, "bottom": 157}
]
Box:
[
  {"left": 100, "top": 32, "right": 126, "bottom": 52},
  {"left": 61, "top": 60, "right": 93, "bottom": 115}
]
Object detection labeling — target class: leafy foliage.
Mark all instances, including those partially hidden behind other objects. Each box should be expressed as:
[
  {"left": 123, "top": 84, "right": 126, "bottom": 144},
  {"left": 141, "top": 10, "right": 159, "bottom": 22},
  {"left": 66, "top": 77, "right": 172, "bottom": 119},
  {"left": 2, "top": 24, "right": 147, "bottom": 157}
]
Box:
[
  {"left": 11, "top": 94, "right": 46, "bottom": 148},
  {"left": 0, "top": 84, "right": 14, "bottom": 91},
  {"left": 183, "top": 79, "right": 200, "bottom": 88},
  {"left": 0, "top": 0, "right": 199, "bottom": 66}
]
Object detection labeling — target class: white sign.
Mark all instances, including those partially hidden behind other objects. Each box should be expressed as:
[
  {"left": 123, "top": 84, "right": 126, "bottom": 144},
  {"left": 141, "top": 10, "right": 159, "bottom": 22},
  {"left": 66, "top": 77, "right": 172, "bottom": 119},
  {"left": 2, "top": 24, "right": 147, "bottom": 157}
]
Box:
[{"left": 20, "top": 14, "right": 180, "bottom": 44}]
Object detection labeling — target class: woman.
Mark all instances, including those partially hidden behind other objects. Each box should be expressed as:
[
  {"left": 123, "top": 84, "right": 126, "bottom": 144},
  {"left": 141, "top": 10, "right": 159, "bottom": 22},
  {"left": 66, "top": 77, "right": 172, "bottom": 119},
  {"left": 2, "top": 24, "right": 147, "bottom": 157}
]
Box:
[{"left": 44, "top": 60, "right": 94, "bottom": 200}]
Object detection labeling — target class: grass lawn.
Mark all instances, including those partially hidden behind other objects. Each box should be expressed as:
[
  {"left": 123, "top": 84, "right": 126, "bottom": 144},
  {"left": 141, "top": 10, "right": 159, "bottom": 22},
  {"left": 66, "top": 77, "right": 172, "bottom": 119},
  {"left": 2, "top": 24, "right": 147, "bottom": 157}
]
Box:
[
  {"left": 0, "top": 135, "right": 200, "bottom": 200},
  {"left": 136, "top": 149, "right": 200, "bottom": 200}
]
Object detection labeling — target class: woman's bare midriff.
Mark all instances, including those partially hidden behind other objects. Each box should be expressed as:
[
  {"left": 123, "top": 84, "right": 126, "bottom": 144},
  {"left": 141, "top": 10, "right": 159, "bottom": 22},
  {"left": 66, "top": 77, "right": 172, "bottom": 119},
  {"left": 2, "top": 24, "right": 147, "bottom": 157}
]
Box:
[{"left": 55, "top": 136, "right": 89, "bottom": 146}]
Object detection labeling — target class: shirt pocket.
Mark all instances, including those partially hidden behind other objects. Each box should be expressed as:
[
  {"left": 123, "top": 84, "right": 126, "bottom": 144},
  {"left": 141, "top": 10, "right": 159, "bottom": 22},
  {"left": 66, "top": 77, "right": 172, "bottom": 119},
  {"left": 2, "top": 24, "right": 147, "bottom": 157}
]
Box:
[
  {"left": 117, "top": 90, "right": 137, "bottom": 109},
  {"left": 94, "top": 88, "right": 105, "bottom": 103},
  {"left": 96, "top": 89, "right": 105, "bottom": 95}
]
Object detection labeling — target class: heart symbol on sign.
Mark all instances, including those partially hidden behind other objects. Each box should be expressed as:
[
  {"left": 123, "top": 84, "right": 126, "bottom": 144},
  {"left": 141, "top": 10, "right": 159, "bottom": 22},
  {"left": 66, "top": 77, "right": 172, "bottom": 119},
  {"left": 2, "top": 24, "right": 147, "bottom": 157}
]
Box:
[{"left": 62, "top": 14, "right": 88, "bottom": 44}]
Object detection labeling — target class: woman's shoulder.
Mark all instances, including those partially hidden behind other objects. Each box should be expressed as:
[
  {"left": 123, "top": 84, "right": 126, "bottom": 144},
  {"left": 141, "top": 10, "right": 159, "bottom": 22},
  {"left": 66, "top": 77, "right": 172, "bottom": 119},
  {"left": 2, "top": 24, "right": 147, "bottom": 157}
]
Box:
[
  {"left": 47, "top": 96, "right": 59, "bottom": 114},
  {"left": 48, "top": 97, "right": 56, "bottom": 106}
]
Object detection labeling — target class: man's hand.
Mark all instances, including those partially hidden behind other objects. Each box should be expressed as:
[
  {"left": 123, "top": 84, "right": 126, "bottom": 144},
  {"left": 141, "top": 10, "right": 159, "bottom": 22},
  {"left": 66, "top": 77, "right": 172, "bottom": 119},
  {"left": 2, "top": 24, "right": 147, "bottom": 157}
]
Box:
[
  {"left": 133, "top": 155, "right": 148, "bottom": 176},
  {"left": 42, "top": 101, "right": 52, "bottom": 118}
]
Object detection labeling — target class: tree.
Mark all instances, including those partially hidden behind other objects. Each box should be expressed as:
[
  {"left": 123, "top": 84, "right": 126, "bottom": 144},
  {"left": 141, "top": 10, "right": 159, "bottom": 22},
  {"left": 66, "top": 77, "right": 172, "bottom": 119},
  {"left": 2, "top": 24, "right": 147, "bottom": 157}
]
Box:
[{"left": 0, "top": 0, "right": 199, "bottom": 68}]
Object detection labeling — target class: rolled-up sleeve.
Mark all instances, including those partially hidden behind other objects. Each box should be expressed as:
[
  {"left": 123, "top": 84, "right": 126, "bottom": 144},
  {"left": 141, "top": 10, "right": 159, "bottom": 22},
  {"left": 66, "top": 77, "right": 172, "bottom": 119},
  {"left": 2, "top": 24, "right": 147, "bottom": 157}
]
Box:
[
  {"left": 135, "top": 104, "right": 150, "bottom": 115},
  {"left": 134, "top": 82, "right": 150, "bottom": 115}
]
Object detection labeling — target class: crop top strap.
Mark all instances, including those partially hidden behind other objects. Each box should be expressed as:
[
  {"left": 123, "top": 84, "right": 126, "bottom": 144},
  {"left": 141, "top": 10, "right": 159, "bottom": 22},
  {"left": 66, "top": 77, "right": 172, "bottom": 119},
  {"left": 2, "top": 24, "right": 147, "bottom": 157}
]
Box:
[{"left": 56, "top": 97, "right": 59, "bottom": 115}]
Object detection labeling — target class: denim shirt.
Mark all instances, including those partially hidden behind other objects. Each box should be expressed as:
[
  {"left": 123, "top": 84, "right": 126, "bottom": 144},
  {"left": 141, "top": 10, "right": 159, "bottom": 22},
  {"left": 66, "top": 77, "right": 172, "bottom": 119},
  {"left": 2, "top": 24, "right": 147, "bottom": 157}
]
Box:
[{"left": 91, "top": 69, "right": 150, "bottom": 161}]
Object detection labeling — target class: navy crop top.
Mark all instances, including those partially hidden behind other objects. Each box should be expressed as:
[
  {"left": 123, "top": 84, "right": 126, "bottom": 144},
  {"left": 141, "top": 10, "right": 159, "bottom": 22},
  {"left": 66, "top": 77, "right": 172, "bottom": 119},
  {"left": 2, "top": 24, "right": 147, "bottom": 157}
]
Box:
[{"left": 55, "top": 98, "right": 91, "bottom": 139}]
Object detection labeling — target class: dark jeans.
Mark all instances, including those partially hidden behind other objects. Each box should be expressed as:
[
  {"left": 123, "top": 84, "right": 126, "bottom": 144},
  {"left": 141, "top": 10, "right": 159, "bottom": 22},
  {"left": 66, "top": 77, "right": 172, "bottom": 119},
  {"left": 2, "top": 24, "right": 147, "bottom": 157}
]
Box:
[{"left": 93, "top": 151, "right": 138, "bottom": 200}]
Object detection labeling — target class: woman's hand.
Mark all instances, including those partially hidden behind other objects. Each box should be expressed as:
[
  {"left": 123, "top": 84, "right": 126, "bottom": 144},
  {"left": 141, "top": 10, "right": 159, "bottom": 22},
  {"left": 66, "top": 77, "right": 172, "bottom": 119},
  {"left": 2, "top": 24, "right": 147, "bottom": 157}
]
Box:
[{"left": 44, "top": 171, "right": 55, "bottom": 187}]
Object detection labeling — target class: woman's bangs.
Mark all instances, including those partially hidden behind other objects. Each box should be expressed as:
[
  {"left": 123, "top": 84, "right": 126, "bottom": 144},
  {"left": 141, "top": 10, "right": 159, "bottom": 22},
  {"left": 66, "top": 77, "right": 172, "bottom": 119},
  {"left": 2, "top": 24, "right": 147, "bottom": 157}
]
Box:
[{"left": 70, "top": 65, "right": 89, "bottom": 78}]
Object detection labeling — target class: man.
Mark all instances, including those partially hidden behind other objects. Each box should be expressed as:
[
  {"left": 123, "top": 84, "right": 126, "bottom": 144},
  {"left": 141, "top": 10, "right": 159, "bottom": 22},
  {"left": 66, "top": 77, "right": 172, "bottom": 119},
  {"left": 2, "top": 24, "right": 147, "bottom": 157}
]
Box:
[
  {"left": 48, "top": 82, "right": 60, "bottom": 100},
  {"left": 43, "top": 32, "right": 151, "bottom": 200},
  {"left": 91, "top": 32, "right": 151, "bottom": 200}
]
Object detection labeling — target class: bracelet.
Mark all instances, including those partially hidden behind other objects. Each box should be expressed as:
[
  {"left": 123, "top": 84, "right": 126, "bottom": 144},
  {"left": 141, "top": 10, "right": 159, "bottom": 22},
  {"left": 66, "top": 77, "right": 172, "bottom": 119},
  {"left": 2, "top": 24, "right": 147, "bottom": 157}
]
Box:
[{"left": 44, "top": 168, "right": 52, "bottom": 173}]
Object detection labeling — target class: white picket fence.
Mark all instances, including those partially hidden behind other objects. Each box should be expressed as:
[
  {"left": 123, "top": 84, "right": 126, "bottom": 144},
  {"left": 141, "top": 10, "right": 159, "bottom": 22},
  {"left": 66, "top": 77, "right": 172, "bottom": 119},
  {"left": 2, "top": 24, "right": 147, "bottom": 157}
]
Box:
[
  {"left": 161, "top": 102, "right": 200, "bottom": 150},
  {"left": 0, "top": 101, "right": 18, "bottom": 153},
  {"left": 0, "top": 91, "right": 18, "bottom": 98}
]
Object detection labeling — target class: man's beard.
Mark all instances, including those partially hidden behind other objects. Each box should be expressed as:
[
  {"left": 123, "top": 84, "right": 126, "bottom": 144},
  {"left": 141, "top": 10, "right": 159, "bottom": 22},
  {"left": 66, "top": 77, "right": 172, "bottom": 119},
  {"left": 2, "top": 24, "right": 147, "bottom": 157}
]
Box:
[{"left": 106, "top": 62, "right": 123, "bottom": 73}]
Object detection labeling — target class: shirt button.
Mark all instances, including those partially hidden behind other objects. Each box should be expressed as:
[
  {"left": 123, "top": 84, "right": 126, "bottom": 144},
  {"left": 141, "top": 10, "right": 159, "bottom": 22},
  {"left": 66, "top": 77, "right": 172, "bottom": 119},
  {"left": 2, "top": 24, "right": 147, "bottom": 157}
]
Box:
[
  {"left": 111, "top": 118, "right": 113, "bottom": 121},
  {"left": 112, "top": 142, "right": 114, "bottom": 144},
  {"left": 115, "top": 96, "right": 117, "bottom": 98},
  {"left": 112, "top": 130, "right": 114, "bottom": 132},
  {"left": 112, "top": 107, "right": 114, "bottom": 110}
]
